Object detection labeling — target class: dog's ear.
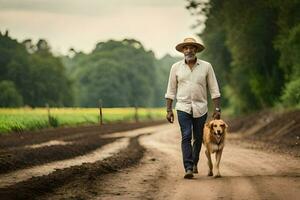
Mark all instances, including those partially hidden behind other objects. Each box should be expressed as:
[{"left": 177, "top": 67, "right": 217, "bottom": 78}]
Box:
[
  {"left": 223, "top": 120, "right": 228, "bottom": 128},
  {"left": 224, "top": 122, "right": 228, "bottom": 128},
  {"left": 220, "top": 120, "right": 228, "bottom": 129},
  {"left": 209, "top": 121, "right": 214, "bottom": 129}
]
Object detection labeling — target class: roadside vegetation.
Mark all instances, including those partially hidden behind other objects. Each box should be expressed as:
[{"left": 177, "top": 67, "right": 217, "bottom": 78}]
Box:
[{"left": 0, "top": 107, "right": 165, "bottom": 134}]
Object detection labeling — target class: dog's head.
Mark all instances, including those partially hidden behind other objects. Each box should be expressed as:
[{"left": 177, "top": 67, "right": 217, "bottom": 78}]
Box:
[{"left": 208, "top": 119, "right": 228, "bottom": 142}]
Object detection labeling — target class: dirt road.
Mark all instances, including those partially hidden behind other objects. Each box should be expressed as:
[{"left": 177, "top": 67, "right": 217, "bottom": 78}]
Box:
[
  {"left": 94, "top": 122, "right": 300, "bottom": 200},
  {"left": 0, "top": 121, "right": 299, "bottom": 200}
]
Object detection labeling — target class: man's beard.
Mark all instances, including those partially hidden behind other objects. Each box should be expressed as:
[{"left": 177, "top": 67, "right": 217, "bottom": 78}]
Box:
[{"left": 185, "top": 53, "right": 196, "bottom": 62}]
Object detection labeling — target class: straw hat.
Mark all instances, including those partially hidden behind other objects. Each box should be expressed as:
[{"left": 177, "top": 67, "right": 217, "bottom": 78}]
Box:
[{"left": 175, "top": 37, "right": 205, "bottom": 53}]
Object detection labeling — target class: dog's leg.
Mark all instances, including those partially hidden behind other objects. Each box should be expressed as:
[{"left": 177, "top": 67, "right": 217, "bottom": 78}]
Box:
[
  {"left": 215, "top": 149, "right": 223, "bottom": 178},
  {"left": 205, "top": 149, "right": 213, "bottom": 176}
]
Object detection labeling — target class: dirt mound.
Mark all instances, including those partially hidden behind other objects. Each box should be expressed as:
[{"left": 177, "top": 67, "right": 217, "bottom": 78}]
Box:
[
  {"left": 250, "top": 110, "right": 299, "bottom": 142},
  {"left": 228, "top": 109, "right": 300, "bottom": 156},
  {"left": 228, "top": 110, "right": 274, "bottom": 133}
]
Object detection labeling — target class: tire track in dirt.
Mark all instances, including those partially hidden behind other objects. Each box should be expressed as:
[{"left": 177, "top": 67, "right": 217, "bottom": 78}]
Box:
[
  {"left": 0, "top": 135, "right": 147, "bottom": 200},
  {"left": 0, "top": 136, "right": 118, "bottom": 174},
  {"left": 37, "top": 124, "right": 173, "bottom": 200},
  {"left": 0, "top": 123, "right": 170, "bottom": 200},
  {"left": 0, "top": 137, "right": 129, "bottom": 188},
  {"left": 0, "top": 121, "right": 166, "bottom": 174}
]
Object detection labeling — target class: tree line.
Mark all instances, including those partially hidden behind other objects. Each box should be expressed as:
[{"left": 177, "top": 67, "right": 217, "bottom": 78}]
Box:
[
  {"left": 186, "top": 0, "right": 300, "bottom": 114},
  {"left": 0, "top": 31, "right": 179, "bottom": 108},
  {"left": 0, "top": 31, "right": 73, "bottom": 107}
]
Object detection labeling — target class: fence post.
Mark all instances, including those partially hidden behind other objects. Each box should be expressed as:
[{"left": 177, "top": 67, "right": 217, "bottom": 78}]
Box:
[
  {"left": 147, "top": 108, "right": 152, "bottom": 120},
  {"left": 134, "top": 105, "right": 139, "bottom": 123},
  {"left": 98, "top": 99, "right": 103, "bottom": 125},
  {"left": 46, "top": 103, "right": 50, "bottom": 125}
]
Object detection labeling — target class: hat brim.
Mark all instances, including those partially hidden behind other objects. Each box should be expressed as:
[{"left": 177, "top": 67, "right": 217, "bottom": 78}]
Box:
[{"left": 175, "top": 42, "right": 205, "bottom": 53}]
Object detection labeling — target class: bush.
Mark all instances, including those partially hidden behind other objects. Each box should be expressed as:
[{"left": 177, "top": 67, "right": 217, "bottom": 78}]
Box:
[
  {"left": 49, "top": 115, "right": 59, "bottom": 127},
  {"left": 281, "top": 78, "right": 300, "bottom": 107},
  {"left": 0, "top": 80, "right": 23, "bottom": 107}
]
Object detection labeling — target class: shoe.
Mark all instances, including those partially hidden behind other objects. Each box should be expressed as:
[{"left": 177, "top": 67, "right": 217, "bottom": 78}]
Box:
[
  {"left": 184, "top": 169, "right": 194, "bottom": 179},
  {"left": 193, "top": 165, "right": 198, "bottom": 174}
]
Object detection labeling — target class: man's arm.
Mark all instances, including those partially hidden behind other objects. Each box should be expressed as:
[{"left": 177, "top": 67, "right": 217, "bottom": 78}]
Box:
[
  {"left": 166, "top": 98, "right": 174, "bottom": 123},
  {"left": 207, "top": 63, "right": 221, "bottom": 119},
  {"left": 166, "top": 98, "right": 173, "bottom": 112},
  {"left": 165, "top": 64, "right": 177, "bottom": 123}
]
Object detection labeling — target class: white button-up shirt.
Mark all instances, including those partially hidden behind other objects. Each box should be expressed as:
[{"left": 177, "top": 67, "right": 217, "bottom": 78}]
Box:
[{"left": 165, "top": 58, "right": 221, "bottom": 118}]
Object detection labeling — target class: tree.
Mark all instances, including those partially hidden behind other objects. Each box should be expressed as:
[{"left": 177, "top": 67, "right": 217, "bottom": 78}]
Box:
[
  {"left": 66, "top": 39, "right": 171, "bottom": 107},
  {"left": 0, "top": 80, "right": 23, "bottom": 107},
  {"left": 0, "top": 33, "right": 74, "bottom": 107}
]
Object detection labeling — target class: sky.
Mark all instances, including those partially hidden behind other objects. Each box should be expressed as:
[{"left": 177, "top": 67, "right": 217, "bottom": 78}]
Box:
[{"left": 0, "top": 0, "right": 204, "bottom": 58}]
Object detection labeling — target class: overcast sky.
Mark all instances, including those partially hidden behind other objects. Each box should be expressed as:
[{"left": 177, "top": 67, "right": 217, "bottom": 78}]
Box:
[{"left": 0, "top": 0, "right": 204, "bottom": 58}]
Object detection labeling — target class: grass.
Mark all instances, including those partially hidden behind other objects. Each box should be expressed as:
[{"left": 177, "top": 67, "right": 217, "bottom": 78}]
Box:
[{"left": 0, "top": 107, "right": 165, "bottom": 134}]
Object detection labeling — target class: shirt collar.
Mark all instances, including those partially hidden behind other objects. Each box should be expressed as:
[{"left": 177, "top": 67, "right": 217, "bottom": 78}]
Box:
[{"left": 183, "top": 57, "right": 200, "bottom": 68}]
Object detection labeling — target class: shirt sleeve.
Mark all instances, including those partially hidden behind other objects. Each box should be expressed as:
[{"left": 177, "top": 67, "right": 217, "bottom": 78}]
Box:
[
  {"left": 207, "top": 63, "right": 221, "bottom": 99},
  {"left": 165, "top": 64, "right": 177, "bottom": 100}
]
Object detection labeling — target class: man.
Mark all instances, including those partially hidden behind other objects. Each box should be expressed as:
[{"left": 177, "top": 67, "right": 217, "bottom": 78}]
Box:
[{"left": 165, "top": 37, "right": 221, "bottom": 179}]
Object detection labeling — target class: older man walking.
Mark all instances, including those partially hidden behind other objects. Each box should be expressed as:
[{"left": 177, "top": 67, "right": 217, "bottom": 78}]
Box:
[{"left": 165, "top": 37, "right": 221, "bottom": 179}]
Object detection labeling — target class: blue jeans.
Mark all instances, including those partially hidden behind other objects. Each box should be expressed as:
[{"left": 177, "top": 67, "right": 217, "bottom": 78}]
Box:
[{"left": 177, "top": 110, "right": 207, "bottom": 172}]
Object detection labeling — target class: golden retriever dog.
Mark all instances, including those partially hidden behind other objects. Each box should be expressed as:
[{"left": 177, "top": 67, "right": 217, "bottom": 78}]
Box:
[{"left": 203, "top": 119, "right": 228, "bottom": 178}]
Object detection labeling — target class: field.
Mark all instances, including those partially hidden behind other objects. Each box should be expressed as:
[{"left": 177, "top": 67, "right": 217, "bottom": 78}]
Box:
[{"left": 0, "top": 107, "right": 165, "bottom": 134}]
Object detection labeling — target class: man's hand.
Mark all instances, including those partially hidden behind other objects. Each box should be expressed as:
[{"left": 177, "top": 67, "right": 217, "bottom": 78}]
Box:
[
  {"left": 212, "top": 111, "right": 221, "bottom": 119},
  {"left": 166, "top": 111, "right": 174, "bottom": 123},
  {"left": 212, "top": 97, "right": 221, "bottom": 119}
]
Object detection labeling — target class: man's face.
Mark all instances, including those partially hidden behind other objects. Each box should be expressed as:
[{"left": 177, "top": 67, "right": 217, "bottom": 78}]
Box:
[{"left": 183, "top": 45, "right": 197, "bottom": 62}]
